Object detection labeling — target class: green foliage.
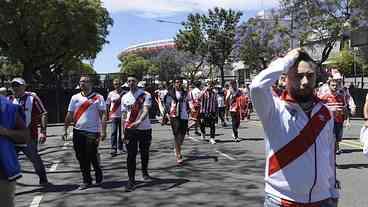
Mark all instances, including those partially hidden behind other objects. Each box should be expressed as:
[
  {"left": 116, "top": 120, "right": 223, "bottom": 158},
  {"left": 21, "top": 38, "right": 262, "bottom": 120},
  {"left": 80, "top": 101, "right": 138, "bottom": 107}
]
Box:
[
  {"left": 237, "top": 12, "right": 291, "bottom": 72},
  {"left": 327, "top": 49, "right": 363, "bottom": 76},
  {"left": 0, "top": 58, "right": 23, "bottom": 77},
  {"left": 280, "top": 0, "right": 368, "bottom": 64},
  {"left": 120, "top": 54, "right": 157, "bottom": 80},
  {"left": 0, "top": 0, "right": 113, "bottom": 82},
  {"left": 175, "top": 7, "right": 242, "bottom": 86}
]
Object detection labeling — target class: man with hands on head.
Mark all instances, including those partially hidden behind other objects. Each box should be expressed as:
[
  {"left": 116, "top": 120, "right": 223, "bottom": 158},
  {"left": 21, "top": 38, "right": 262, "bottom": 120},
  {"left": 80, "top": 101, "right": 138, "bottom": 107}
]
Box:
[
  {"left": 64, "top": 75, "right": 107, "bottom": 190},
  {"left": 250, "top": 48, "right": 339, "bottom": 207},
  {"left": 121, "top": 74, "right": 153, "bottom": 192}
]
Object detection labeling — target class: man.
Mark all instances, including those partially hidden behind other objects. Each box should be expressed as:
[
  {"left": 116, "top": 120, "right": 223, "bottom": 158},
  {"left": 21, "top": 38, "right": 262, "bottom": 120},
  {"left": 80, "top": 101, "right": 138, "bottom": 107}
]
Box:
[
  {"left": 9, "top": 77, "right": 49, "bottom": 185},
  {"left": 188, "top": 81, "right": 202, "bottom": 136},
  {"left": 165, "top": 78, "right": 189, "bottom": 165},
  {"left": 198, "top": 81, "right": 218, "bottom": 144},
  {"left": 121, "top": 75, "right": 152, "bottom": 192},
  {"left": 0, "top": 96, "right": 30, "bottom": 207},
  {"left": 226, "top": 80, "right": 246, "bottom": 142},
  {"left": 106, "top": 79, "right": 126, "bottom": 157},
  {"left": 216, "top": 85, "right": 227, "bottom": 127},
  {"left": 154, "top": 84, "right": 169, "bottom": 125},
  {"left": 250, "top": 49, "right": 338, "bottom": 206},
  {"left": 320, "top": 78, "right": 355, "bottom": 154},
  {"left": 64, "top": 75, "right": 107, "bottom": 190}
]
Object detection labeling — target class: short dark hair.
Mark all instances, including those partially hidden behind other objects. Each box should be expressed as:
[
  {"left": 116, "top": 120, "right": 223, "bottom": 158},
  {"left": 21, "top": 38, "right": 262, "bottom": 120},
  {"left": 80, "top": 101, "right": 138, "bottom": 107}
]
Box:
[{"left": 294, "top": 50, "right": 319, "bottom": 70}]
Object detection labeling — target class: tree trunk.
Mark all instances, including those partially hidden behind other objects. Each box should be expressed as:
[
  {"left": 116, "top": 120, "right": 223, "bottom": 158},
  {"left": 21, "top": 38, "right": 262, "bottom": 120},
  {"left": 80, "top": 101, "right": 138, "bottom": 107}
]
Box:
[
  {"left": 22, "top": 64, "right": 34, "bottom": 84},
  {"left": 220, "top": 64, "right": 225, "bottom": 87}
]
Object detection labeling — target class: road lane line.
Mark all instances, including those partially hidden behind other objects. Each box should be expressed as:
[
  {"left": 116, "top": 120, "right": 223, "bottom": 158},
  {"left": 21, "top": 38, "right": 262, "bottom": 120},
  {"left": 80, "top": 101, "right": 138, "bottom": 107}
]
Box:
[
  {"left": 340, "top": 142, "right": 362, "bottom": 149},
  {"left": 342, "top": 140, "right": 363, "bottom": 147},
  {"left": 216, "top": 150, "right": 236, "bottom": 160},
  {"left": 48, "top": 160, "right": 60, "bottom": 172},
  {"left": 30, "top": 195, "right": 43, "bottom": 207}
]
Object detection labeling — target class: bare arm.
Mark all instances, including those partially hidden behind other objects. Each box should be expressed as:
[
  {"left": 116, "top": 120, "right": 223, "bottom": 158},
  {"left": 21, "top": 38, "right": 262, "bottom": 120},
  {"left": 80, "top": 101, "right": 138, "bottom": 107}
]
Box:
[
  {"left": 0, "top": 112, "right": 30, "bottom": 144},
  {"left": 99, "top": 110, "right": 107, "bottom": 140}
]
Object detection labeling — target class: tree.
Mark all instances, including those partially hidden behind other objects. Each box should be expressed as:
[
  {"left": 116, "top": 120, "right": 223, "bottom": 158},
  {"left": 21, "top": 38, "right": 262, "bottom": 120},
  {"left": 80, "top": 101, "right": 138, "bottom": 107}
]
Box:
[
  {"left": 119, "top": 54, "right": 156, "bottom": 80},
  {"left": 175, "top": 13, "right": 209, "bottom": 80},
  {"left": 236, "top": 11, "right": 291, "bottom": 72},
  {"left": 327, "top": 49, "right": 363, "bottom": 76},
  {"left": 0, "top": 0, "right": 113, "bottom": 83},
  {"left": 0, "top": 57, "right": 23, "bottom": 78},
  {"left": 176, "top": 8, "right": 242, "bottom": 86},
  {"left": 205, "top": 7, "right": 242, "bottom": 86},
  {"left": 280, "top": 0, "right": 368, "bottom": 64}
]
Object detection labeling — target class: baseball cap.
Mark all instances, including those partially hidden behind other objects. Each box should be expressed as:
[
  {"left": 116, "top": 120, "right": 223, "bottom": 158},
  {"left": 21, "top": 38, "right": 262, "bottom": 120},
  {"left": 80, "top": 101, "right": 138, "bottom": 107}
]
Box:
[{"left": 11, "top": 77, "right": 26, "bottom": 85}]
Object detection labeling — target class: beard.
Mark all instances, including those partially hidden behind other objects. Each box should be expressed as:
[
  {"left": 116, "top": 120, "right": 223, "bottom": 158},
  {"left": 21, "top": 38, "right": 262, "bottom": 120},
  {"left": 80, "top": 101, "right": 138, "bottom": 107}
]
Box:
[{"left": 289, "top": 88, "right": 314, "bottom": 103}]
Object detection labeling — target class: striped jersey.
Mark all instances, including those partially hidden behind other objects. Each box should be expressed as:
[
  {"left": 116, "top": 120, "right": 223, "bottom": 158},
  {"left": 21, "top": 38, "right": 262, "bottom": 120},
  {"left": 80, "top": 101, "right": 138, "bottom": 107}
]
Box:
[{"left": 199, "top": 89, "right": 218, "bottom": 114}]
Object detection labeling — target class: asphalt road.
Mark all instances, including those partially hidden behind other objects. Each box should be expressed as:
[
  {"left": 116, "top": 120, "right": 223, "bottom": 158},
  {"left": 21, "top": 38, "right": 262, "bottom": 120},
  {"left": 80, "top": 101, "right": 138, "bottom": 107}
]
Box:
[{"left": 15, "top": 116, "right": 368, "bottom": 207}]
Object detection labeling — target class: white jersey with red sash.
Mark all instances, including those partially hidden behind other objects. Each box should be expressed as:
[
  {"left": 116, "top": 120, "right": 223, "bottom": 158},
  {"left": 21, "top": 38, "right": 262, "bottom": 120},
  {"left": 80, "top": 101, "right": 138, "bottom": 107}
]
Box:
[
  {"left": 320, "top": 91, "right": 347, "bottom": 124},
  {"left": 121, "top": 89, "right": 152, "bottom": 130},
  {"left": 250, "top": 56, "right": 338, "bottom": 203},
  {"left": 10, "top": 92, "right": 47, "bottom": 140},
  {"left": 106, "top": 90, "right": 125, "bottom": 119},
  {"left": 67, "top": 92, "right": 106, "bottom": 133}
]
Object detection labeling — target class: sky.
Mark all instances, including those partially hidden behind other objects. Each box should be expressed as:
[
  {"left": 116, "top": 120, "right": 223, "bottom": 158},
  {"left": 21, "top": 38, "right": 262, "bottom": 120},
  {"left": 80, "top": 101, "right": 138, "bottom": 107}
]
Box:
[{"left": 93, "top": 0, "right": 280, "bottom": 73}]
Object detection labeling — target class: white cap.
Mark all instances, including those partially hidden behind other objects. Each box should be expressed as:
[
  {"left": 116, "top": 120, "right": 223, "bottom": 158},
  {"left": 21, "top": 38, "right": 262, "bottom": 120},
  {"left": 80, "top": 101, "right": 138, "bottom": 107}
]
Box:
[{"left": 11, "top": 77, "right": 26, "bottom": 85}]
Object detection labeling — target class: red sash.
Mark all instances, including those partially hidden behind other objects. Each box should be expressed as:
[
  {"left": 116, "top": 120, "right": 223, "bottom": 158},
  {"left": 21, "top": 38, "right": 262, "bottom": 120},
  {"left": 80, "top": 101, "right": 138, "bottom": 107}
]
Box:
[
  {"left": 109, "top": 95, "right": 122, "bottom": 119},
  {"left": 74, "top": 94, "right": 99, "bottom": 124},
  {"left": 124, "top": 93, "right": 145, "bottom": 128},
  {"left": 268, "top": 106, "right": 331, "bottom": 176}
]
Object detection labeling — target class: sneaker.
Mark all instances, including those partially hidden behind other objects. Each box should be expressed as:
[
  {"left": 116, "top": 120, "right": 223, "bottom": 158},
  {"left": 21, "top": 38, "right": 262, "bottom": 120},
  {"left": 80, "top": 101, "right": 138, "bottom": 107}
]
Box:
[
  {"left": 195, "top": 131, "right": 201, "bottom": 136},
  {"left": 110, "top": 150, "right": 117, "bottom": 157},
  {"left": 78, "top": 183, "right": 92, "bottom": 190},
  {"left": 209, "top": 138, "right": 216, "bottom": 144},
  {"left": 125, "top": 181, "right": 136, "bottom": 192},
  {"left": 142, "top": 174, "right": 152, "bottom": 181}
]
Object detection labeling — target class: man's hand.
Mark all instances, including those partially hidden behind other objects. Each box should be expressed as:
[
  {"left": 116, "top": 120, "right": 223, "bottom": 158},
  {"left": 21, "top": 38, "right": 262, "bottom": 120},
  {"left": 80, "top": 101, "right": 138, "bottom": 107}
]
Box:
[
  {"left": 286, "top": 48, "right": 303, "bottom": 60},
  {"left": 39, "top": 132, "right": 47, "bottom": 144},
  {"left": 129, "top": 120, "right": 141, "bottom": 129}
]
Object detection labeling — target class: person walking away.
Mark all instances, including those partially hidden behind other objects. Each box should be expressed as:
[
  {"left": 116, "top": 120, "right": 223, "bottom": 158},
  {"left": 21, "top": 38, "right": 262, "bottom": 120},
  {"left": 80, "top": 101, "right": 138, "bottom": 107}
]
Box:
[
  {"left": 165, "top": 78, "right": 190, "bottom": 165},
  {"left": 188, "top": 81, "right": 202, "bottom": 136},
  {"left": 121, "top": 75, "right": 153, "bottom": 192},
  {"left": 9, "top": 77, "right": 49, "bottom": 186},
  {"left": 64, "top": 75, "right": 107, "bottom": 190},
  {"left": 250, "top": 48, "right": 339, "bottom": 206},
  {"left": 106, "top": 79, "right": 126, "bottom": 157},
  {"left": 216, "top": 85, "right": 227, "bottom": 127}
]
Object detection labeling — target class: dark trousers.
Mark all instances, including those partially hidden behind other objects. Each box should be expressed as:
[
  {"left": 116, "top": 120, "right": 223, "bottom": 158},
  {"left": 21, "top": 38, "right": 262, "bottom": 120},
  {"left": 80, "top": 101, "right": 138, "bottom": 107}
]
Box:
[
  {"left": 17, "top": 139, "right": 47, "bottom": 182},
  {"left": 218, "top": 107, "right": 226, "bottom": 123},
  {"left": 199, "top": 113, "right": 216, "bottom": 138},
  {"left": 110, "top": 117, "right": 123, "bottom": 151},
  {"left": 231, "top": 112, "right": 240, "bottom": 138},
  {"left": 125, "top": 129, "right": 152, "bottom": 182},
  {"left": 73, "top": 129, "right": 103, "bottom": 184}
]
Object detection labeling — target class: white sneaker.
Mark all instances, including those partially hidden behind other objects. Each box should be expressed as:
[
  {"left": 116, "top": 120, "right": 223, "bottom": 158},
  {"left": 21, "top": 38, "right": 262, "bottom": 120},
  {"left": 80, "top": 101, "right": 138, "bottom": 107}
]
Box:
[{"left": 209, "top": 138, "right": 216, "bottom": 144}]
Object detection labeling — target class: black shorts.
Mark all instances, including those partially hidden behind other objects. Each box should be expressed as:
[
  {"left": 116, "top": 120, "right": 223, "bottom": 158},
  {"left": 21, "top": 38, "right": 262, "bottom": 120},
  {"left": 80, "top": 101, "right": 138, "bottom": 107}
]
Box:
[{"left": 170, "top": 118, "right": 188, "bottom": 145}]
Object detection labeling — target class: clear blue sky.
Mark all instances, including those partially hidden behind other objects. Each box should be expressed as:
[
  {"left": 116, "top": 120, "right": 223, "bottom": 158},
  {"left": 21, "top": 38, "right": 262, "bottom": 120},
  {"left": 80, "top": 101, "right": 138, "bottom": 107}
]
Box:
[{"left": 93, "top": 0, "right": 279, "bottom": 73}]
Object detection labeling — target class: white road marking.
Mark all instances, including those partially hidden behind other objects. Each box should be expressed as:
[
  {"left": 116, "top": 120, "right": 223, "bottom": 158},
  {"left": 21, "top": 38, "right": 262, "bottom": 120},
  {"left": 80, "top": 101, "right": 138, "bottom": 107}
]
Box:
[
  {"left": 62, "top": 141, "right": 70, "bottom": 150},
  {"left": 30, "top": 195, "right": 43, "bottom": 207},
  {"left": 340, "top": 142, "right": 362, "bottom": 149},
  {"left": 188, "top": 136, "right": 200, "bottom": 142},
  {"left": 48, "top": 160, "right": 60, "bottom": 172},
  {"left": 216, "top": 150, "right": 236, "bottom": 160}
]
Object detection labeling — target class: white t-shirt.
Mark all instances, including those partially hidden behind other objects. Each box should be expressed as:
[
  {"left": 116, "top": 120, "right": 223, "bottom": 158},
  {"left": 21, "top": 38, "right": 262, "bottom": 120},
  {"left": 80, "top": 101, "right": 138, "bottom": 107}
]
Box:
[
  {"left": 68, "top": 92, "right": 106, "bottom": 133},
  {"left": 106, "top": 90, "right": 125, "bottom": 118},
  {"left": 190, "top": 88, "right": 201, "bottom": 101},
  {"left": 121, "top": 89, "right": 152, "bottom": 130}
]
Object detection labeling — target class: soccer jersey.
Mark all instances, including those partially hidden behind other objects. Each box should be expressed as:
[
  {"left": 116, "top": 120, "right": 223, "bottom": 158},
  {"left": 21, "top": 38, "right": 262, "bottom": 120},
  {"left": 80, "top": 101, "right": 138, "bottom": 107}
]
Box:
[
  {"left": 67, "top": 92, "right": 106, "bottom": 133},
  {"left": 121, "top": 89, "right": 152, "bottom": 130},
  {"left": 106, "top": 90, "right": 126, "bottom": 119}
]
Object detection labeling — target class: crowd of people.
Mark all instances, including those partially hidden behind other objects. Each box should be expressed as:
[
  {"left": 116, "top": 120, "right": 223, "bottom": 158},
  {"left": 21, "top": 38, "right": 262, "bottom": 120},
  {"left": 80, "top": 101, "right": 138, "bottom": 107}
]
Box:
[{"left": 0, "top": 48, "right": 366, "bottom": 207}]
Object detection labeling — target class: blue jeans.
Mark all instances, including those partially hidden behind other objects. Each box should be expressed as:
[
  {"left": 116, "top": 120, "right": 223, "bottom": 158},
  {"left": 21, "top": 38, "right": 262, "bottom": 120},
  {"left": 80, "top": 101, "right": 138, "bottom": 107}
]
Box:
[
  {"left": 17, "top": 139, "right": 47, "bottom": 182},
  {"left": 110, "top": 117, "right": 123, "bottom": 151},
  {"left": 264, "top": 195, "right": 338, "bottom": 207}
]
